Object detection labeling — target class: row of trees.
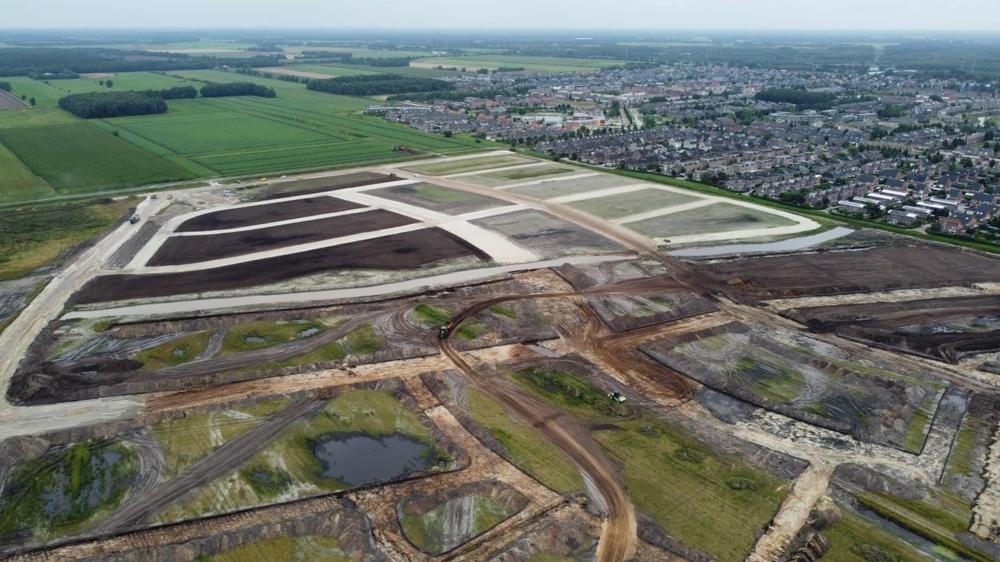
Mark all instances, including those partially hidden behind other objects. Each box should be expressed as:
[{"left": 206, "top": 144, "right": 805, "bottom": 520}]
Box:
[
  {"left": 144, "top": 86, "right": 198, "bottom": 100},
  {"left": 0, "top": 82, "right": 10, "bottom": 92},
  {"left": 199, "top": 82, "right": 276, "bottom": 98},
  {"left": 0, "top": 47, "right": 283, "bottom": 77},
  {"left": 307, "top": 74, "right": 453, "bottom": 96},
  {"left": 58, "top": 91, "right": 167, "bottom": 118}
]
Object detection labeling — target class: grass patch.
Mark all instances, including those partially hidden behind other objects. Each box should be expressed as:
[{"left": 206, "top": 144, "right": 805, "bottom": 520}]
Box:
[
  {"left": 411, "top": 304, "right": 486, "bottom": 340},
  {"left": 855, "top": 491, "right": 985, "bottom": 561},
  {"left": 902, "top": 397, "right": 933, "bottom": 454},
  {"left": 467, "top": 388, "right": 583, "bottom": 494},
  {"left": 822, "top": 508, "right": 939, "bottom": 562},
  {"left": 624, "top": 201, "right": 797, "bottom": 239},
  {"left": 490, "top": 165, "right": 572, "bottom": 181},
  {"left": 134, "top": 331, "right": 212, "bottom": 370},
  {"left": 593, "top": 420, "right": 788, "bottom": 562},
  {"left": 0, "top": 439, "right": 137, "bottom": 539},
  {"left": 413, "top": 183, "right": 477, "bottom": 202},
  {"left": 221, "top": 319, "right": 326, "bottom": 354},
  {"left": 568, "top": 188, "right": 701, "bottom": 220},
  {"left": 0, "top": 122, "right": 193, "bottom": 194},
  {"left": 510, "top": 366, "right": 629, "bottom": 420},
  {"left": 151, "top": 398, "right": 289, "bottom": 479},
  {"left": 400, "top": 493, "right": 518, "bottom": 554},
  {"left": 490, "top": 304, "right": 517, "bottom": 319},
  {"left": 0, "top": 197, "right": 134, "bottom": 280},
  {"left": 206, "top": 535, "right": 350, "bottom": 562}
]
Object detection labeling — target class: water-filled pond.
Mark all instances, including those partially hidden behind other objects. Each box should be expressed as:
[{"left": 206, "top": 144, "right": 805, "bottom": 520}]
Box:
[{"left": 313, "top": 432, "right": 431, "bottom": 487}]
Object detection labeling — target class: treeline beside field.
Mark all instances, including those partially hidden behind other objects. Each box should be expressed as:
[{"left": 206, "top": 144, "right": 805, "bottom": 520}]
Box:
[
  {"left": 0, "top": 82, "right": 10, "bottom": 92},
  {"left": 0, "top": 47, "right": 282, "bottom": 77},
  {"left": 200, "top": 82, "right": 276, "bottom": 98},
  {"left": 58, "top": 83, "right": 275, "bottom": 118},
  {"left": 296, "top": 51, "right": 414, "bottom": 67},
  {"left": 307, "top": 74, "right": 453, "bottom": 96},
  {"left": 59, "top": 91, "right": 167, "bottom": 118}
]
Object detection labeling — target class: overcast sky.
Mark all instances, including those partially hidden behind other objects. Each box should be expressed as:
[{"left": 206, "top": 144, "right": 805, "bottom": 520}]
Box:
[{"left": 4, "top": 0, "right": 1000, "bottom": 31}]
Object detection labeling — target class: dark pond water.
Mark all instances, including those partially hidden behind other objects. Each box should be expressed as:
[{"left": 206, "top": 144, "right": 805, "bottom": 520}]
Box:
[{"left": 313, "top": 433, "right": 431, "bottom": 487}]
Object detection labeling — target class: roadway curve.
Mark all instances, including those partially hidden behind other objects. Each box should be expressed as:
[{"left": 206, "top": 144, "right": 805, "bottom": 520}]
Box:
[{"left": 436, "top": 287, "right": 674, "bottom": 562}]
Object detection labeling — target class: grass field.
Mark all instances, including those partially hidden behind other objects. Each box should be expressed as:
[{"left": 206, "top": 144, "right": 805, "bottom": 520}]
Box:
[
  {"left": 134, "top": 331, "right": 212, "bottom": 370},
  {"left": 624, "top": 201, "right": 798, "bottom": 238},
  {"left": 593, "top": 420, "right": 788, "bottom": 562},
  {"left": 0, "top": 70, "right": 493, "bottom": 202},
  {"left": 207, "top": 535, "right": 350, "bottom": 562},
  {"left": 412, "top": 55, "right": 625, "bottom": 72},
  {"left": 467, "top": 388, "right": 583, "bottom": 494},
  {"left": 221, "top": 319, "right": 327, "bottom": 354},
  {"left": 0, "top": 122, "right": 193, "bottom": 194},
  {"left": 822, "top": 508, "right": 939, "bottom": 562},
  {"left": 0, "top": 198, "right": 135, "bottom": 280},
  {"left": 568, "top": 188, "right": 702, "bottom": 220}
]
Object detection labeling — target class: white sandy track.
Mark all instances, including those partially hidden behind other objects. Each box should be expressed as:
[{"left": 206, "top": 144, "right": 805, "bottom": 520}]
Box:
[
  {"left": 169, "top": 207, "right": 374, "bottom": 237},
  {"left": 548, "top": 184, "right": 650, "bottom": 204},
  {"left": 612, "top": 199, "right": 718, "bottom": 224},
  {"left": 746, "top": 463, "right": 833, "bottom": 562},
  {"left": 62, "top": 254, "right": 635, "bottom": 320},
  {"left": 127, "top": 178, "right": 419, "bottom": 268},
  {"left": 493, "top": 171, "right": 600, "bottom": 191},
  {"left": 331, "top": 189, "right": 539, "bottom": 264},
  {"left": 133, "top": 223, "right": 430, "bottom": 274},
  {"left": 0, "top": 196, "right": 168, "bottom": 437}
]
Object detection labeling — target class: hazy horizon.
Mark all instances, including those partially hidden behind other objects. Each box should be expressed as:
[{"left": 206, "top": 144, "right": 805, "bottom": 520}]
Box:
[{"left": 4, "top": 0, "right": 1000, "bottom": 32}]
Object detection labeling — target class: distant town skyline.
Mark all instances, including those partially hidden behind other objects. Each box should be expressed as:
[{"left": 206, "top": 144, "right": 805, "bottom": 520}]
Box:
[{"left": 4, "top": 0, "right": 1000, "bottom": 31}]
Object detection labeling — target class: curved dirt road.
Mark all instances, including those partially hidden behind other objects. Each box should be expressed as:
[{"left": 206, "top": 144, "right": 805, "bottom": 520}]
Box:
[{"left": 439, "top": 290, "right": 644, "bottom": 562}]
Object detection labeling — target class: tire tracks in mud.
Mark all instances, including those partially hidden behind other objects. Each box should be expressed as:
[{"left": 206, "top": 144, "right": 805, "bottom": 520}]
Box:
[{"left": 94, "top": 396, "right": 324, "bottom": 535}]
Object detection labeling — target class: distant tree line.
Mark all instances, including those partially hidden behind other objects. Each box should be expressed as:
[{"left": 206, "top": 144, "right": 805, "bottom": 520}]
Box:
[
  {"left": 0, "top": 47, "right": 283, "bottom": 77},
  {"left": 199, "top": 82, "right": 276, "bottom": 98},
  {"left": 754, "top": 88, "right": 838, "bottom": 110},
  {"left": 307, "top": 74, "right": 453, "bottom": 96},
  {"left": 58, "top": 83, "right": 272, "bottom": 118},
  {"left": 386, "top": 87, "right": 523, "bottom": 102},
  {"left": 144, "top": 86, "right": 198, "bottom": 100},
  {"left": 296, "top": 51, "right": 414, "bottom": 67},
  {"left": 58, "top": 91, "right": 166, "bottom": 118}
]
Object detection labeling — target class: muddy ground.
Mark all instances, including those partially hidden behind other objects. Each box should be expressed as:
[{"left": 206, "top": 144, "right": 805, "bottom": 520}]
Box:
[
  {"left": 258, "top": 172, "right": 396, "bottom": 200},
  {"left": 71, "top": 229, "right": 490, "bottom": 304},
  {"left": 703, "top": 243, "right": 1000, "bottom": 299},
  {"left": 176, "top": 197, "right": 362, "bottom": 232},
  {"left": 784, "top": 294, "right": 1000, "bottom": 364},
  {"left": 149, "top": 210, "right": 417, "bottom": 266}
]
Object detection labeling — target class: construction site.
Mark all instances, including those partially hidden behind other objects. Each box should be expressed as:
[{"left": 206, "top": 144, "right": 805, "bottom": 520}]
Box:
[{"left": 1, "top": 151, "right": 1000, "bottom": 562}]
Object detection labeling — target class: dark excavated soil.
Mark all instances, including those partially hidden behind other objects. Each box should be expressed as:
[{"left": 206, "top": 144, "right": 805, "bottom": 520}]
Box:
[
  {"left": 702, "top": 245, "right": 1000, "bottom": 299},
  {"left": 176, "top": 197, "right": 361, "bottom": 232},
  {"left": 260, "top": 172, "right": 396, "bottom": 200},
  {"left": 785, "top": 295, "right": 1000, "bottom": 363},
  {"left": 149, "top": 210, "right": 416, "bottom": 266},
  {"left": 72, "top": 228, "right": 488, "bottom": 304}
]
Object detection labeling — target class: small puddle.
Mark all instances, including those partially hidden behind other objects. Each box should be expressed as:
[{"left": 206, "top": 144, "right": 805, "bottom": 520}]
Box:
[
  {"left": 297, "top": 327, "right": 322, "bottom": 338},
  {"left": 42, "top": 447, "right": 124, "bottom": 517},
  {"left": 855, "top": 505, "right": 968, "bottom": 560},
  {"left": 313, "top": 433, "right": 431, "bottom": 487},
  {"left": 244, "top": 335, "right": 267, "bottom": 344}
]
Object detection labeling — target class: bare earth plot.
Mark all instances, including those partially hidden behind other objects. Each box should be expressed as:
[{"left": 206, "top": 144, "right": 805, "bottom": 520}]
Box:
[
  {"left": 148, "top": 210, "right": 416, "bottom": 266},
  {"left": 175, "top": 197, "right": 362, "bottom": 232},
  {"left": 403, "top": 154, "right": 531, "bottom": 176},
  {"left": 507, "top": 173, "right": 638, "bottom": 199},
  {"left": 624, "top": 201, "right": 799, "bottom": 240},
  {"left": 365, "top": 182, "right": 513, "bottom": 215},
  {"left": 567, "top": 187, "right": 704, "bottom": 220},
  {"left": 459, "top": 163, "right": 577, "bottom": 187}
]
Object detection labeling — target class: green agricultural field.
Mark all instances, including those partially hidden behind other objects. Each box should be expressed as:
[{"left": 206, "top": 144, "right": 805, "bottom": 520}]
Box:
[
  {"left": 593, "top": 420, "right": 788, "bottom": 562},
  {"left": 568, "top": 188, "right": 703, "bottom": 220},
  {"left": 411, "top": 55, "right": 625, "bottom": 72},
  {"left": 467, "top": 388, "right": 583, "bottom": 494},
  {"left": 405, "top": 154, "right": 529, "bottom": 176},
  {"left": 0, "top": 122, "right": 193, "bottom": 194},
  {"left": 0, "top": 70, "right": 492, "bottom": 202},
  {"left": 0, "top": 197, "right": 135, "bottom": 280},
  {"left": 283, "top": 46, "right": 434, "bottom": 59},
  {"left": 624, "top": 201, "right": 798, "bottom": 239},
  {"left": 0, "top": 141, "right": 53, "bottom": 201}
]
